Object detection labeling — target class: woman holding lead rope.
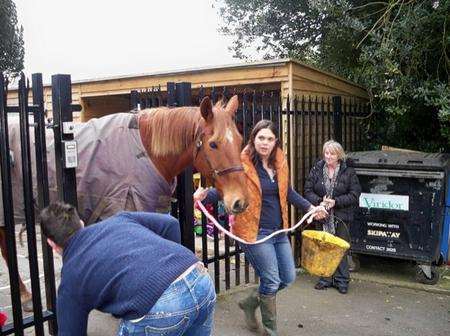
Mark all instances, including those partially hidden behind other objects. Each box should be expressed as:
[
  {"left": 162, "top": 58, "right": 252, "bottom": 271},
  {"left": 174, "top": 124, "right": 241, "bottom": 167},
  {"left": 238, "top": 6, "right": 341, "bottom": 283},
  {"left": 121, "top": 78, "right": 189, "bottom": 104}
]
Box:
[
  {"left": 194, "top": 119, "right": 326, "bottom": 335},
  {"left": 304, "top": 140, "right": 361, "bottom": 295}
]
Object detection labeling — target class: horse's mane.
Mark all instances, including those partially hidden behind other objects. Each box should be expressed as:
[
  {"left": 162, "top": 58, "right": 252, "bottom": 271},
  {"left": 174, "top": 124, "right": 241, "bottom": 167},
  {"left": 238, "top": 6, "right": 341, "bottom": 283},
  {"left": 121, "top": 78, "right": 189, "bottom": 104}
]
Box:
[
  {"left": 139, "top": 101, "right": 232, "bottom": 157},
  {"left": 139, "top": 106, "right": 200, "bottom": 157}
]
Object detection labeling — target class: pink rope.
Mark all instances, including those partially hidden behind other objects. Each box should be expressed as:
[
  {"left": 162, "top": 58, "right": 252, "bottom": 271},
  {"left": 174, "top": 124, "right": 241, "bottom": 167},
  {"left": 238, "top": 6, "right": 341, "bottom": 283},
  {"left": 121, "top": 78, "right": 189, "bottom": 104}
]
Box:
[{"left": 196, "top": 201, "right": 326, "bottom": 245}]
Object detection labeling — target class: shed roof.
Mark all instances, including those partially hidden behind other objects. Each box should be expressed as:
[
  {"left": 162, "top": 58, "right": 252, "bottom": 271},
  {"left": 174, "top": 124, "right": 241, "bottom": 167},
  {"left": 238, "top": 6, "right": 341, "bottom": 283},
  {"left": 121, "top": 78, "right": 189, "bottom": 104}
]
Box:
[{"left": 69, "top": 58, "right": 365, "bottom": 90}]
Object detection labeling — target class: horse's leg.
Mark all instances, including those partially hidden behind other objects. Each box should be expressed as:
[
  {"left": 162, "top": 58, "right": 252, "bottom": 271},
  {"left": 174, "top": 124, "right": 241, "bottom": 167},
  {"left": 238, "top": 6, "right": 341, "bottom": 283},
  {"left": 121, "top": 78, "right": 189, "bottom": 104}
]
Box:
[{"left": 0, "top": 227, "right": 33, "bottom": 312}]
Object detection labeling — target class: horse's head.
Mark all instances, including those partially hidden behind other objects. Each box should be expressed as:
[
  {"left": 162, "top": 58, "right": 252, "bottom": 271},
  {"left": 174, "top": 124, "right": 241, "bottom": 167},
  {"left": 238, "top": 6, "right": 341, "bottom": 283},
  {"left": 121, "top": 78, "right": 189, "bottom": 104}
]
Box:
[{"left": 194, "top": 95, "right": 249, "bottom": 214}]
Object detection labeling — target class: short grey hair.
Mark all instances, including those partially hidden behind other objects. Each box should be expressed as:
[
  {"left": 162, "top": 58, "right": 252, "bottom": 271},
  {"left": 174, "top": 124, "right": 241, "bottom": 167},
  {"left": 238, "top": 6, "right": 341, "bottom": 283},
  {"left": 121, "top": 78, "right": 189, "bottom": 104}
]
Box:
[{"left": 322, "top": 140, "right": 346, "bottom": 161}]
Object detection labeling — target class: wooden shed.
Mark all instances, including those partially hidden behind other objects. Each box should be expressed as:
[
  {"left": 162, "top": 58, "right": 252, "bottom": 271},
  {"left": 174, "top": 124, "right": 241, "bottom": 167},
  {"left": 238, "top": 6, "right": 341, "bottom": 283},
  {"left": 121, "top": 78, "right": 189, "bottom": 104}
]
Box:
[{"left": 7, "top": 58, "right": 368, "bottom": 122}]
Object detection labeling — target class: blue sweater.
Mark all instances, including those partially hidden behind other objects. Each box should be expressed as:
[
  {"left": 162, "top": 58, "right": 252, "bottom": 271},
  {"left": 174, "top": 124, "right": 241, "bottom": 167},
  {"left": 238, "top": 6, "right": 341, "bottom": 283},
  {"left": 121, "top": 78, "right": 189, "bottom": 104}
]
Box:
[
  {"left": 57, "top": 212, "right": 198, "bottom": 336},
  {"left": 204, "top": 160, "right": 311, "bottom": 231}
]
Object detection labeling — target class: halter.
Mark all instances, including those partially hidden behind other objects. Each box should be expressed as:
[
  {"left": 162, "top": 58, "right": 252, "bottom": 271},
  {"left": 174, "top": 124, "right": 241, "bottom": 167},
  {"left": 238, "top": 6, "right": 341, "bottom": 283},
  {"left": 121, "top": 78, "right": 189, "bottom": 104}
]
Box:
[{"left": 194, "top": 129, "right": 244, "bottom": 180}]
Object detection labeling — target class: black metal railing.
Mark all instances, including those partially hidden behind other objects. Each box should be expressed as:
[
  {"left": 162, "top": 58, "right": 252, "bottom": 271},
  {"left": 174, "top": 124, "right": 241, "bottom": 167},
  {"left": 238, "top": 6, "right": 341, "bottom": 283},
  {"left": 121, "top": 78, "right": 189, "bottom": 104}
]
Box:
[
  {"left": 0, "top": 73, "right": 78, "bottom": 335},
  {"left": 130, "top": 86, "right": 164, "bottom": 110}
]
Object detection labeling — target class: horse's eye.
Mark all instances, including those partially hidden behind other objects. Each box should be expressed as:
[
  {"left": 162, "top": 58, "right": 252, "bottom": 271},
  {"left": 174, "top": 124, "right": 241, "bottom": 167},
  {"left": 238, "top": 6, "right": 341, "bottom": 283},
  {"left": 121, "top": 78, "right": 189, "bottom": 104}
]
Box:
[{"left": 209, "top": 142, "right": 218, "bottom": 149}]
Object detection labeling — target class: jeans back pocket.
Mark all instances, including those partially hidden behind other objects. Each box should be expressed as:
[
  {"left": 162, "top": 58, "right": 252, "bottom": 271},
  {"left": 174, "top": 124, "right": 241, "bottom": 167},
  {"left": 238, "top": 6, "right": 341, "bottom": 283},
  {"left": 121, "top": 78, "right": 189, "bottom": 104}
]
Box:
[{"left": 144, "top": 315, "right": 189, "bottom": 336}]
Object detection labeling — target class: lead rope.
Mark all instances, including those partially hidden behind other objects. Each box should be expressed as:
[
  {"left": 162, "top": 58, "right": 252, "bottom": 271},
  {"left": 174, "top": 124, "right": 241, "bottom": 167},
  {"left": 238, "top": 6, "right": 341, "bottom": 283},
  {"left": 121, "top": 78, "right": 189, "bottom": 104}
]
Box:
[{"left": 196, "top": 201, "right": 327, "bottom": 245}]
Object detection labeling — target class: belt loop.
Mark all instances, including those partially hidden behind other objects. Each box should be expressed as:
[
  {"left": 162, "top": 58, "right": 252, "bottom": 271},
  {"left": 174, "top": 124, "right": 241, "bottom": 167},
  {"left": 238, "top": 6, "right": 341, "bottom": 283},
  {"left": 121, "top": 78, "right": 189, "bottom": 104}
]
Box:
[{"left": 196, "top": 261, "right": 207, "bottom": 274}]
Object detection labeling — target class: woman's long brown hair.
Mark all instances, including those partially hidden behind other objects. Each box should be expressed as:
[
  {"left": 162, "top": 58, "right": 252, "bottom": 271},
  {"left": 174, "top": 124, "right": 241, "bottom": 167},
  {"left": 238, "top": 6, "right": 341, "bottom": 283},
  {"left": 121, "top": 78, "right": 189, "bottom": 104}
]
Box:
[{"left": 246, "top": 120, "right": 281, "bottom": 168}]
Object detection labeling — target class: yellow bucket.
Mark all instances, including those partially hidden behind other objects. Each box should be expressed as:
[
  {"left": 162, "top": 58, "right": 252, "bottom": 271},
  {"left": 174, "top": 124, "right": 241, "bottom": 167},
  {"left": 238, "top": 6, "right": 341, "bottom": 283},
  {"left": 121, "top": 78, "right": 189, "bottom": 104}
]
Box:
[{"left": 301, "top": 230, "right": 350, "bottom": 277}]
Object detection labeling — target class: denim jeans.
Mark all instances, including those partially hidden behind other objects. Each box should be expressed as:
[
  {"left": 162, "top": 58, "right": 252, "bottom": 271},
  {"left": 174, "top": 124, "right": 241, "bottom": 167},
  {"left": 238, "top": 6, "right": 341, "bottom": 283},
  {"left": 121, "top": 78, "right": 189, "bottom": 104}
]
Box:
[
  {"left": 241, "top": 228, "right": 296, "bottom": 295},
  {"left": 117, "top": 263, "right": 216, "bottom": 336}
]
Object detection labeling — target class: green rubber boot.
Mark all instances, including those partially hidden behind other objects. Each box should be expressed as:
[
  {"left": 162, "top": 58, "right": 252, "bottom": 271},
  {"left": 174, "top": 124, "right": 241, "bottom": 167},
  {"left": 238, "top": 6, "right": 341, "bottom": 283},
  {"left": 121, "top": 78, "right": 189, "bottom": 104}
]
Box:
[
  {"left": 238, "top": 288, "right": 260, "bottom": 331},
  {"left": 260, "top": 293, "right": 277, "bottom": 336}
]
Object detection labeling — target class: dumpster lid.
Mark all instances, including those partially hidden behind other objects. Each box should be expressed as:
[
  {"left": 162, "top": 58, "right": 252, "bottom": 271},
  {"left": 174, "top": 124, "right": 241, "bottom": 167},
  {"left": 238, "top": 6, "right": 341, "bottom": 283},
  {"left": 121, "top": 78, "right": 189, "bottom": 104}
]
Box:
[{"left": 347, "top": 151, "right": 450, "bottom": 171}]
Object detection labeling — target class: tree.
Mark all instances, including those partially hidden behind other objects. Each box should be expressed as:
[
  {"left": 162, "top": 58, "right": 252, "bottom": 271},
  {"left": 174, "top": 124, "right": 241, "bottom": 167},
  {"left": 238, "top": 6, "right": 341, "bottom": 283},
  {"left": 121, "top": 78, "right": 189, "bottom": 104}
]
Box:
[
  {"left": 0, "top": 0, "right": 24, "bottom": 79},
  {"left": 217, "top": 0, "right": 450, "bottom": 151}
]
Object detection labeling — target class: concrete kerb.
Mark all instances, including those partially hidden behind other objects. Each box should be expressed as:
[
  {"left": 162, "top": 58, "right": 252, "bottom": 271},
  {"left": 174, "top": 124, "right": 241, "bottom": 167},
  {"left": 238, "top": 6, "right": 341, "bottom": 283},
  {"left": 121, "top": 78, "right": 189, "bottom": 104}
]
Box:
[
  {"left": 296, "top": 265, "right": 450, "bottom": 297},
  {"left": 352, "top": 266, "right": 450, "bottom": 296}
]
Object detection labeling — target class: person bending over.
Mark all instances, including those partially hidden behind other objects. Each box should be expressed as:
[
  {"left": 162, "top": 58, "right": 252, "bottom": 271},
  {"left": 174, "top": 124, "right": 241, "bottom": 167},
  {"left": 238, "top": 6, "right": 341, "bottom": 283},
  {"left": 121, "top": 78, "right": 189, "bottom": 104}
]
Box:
[{"left": 40, "top": 202, "right": 216, "bottom": 336}]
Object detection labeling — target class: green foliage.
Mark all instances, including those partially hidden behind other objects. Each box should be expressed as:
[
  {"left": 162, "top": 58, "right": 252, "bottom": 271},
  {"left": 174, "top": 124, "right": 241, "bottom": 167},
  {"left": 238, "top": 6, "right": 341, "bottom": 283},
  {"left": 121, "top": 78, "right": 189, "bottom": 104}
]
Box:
[
  {"left": 218, "top": 0, "right": 450, "bottom": 152},
  {"left": 0, "top": 0, "right": 24, "bottom": 79}
]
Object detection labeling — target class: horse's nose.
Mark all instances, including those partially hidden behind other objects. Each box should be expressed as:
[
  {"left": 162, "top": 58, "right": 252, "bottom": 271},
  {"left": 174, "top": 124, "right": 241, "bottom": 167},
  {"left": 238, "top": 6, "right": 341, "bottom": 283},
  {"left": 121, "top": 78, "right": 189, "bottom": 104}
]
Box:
[{"left": 232, "top": 199, "right": 248, "bottom": 214}]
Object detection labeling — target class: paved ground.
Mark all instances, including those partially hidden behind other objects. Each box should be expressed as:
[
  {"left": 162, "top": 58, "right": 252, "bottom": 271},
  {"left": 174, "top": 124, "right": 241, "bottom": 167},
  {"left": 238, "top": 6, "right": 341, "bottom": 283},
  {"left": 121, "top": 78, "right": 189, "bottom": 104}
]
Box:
[
  {"left": 0, "top": 227, "right": 61, "bottom": 316},
  {"left": 214, "top": 269, "right": 450, "bottom": 336},
  {"left": 1, "top": 229, "right": 449, "bottom": 335},
  {"left": 86, "top": 261, "right": 450, "bottom": 336}
]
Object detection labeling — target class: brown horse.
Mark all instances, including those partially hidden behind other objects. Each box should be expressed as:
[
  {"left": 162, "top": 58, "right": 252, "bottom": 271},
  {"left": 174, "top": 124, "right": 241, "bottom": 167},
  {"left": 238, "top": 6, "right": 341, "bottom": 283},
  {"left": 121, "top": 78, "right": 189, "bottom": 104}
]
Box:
[
  {"left": 139, "top": 95, "right": 248, "bottom": 213},
  {"left": 1, "top": 95, "right": 248, "bottom": 312}
]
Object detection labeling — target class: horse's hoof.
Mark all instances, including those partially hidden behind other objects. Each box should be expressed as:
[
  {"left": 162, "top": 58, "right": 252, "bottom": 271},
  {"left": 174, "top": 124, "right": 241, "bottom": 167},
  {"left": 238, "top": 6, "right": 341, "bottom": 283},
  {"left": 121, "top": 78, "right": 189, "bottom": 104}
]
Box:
[{"left": 22, "top": 299, "right": 33, "bottom": 312}]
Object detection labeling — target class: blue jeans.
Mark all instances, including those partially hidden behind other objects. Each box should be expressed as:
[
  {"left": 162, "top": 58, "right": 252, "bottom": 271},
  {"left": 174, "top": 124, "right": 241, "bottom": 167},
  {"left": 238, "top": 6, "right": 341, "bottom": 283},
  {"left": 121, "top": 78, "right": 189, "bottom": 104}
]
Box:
[
  {"left": 241, "top": 229, "right": 296, "bottom": 295},
  {"left": 117, "top": 263, "right": 216, "bottom": 336}
]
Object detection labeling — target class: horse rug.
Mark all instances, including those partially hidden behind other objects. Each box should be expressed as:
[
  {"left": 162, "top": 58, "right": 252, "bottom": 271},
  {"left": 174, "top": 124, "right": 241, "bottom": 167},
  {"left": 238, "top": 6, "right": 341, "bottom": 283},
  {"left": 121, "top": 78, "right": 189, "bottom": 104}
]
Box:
[{"left": 1, "top": 112, "right": 176, "bottom": 226}]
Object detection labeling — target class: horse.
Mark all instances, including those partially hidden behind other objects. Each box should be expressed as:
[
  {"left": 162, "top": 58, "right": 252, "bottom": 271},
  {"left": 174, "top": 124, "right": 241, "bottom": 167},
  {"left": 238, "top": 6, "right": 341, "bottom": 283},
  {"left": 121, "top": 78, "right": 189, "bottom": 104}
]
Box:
[{"left": 0, "top": 95, "right": 249, "bottom": 312}]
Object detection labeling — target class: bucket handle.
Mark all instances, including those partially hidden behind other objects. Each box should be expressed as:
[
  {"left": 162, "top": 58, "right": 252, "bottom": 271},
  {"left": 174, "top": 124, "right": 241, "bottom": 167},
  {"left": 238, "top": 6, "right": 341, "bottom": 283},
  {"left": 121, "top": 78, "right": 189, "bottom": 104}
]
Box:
[{"left": 304, "top": 215, "right": 351, "bottom": 244}]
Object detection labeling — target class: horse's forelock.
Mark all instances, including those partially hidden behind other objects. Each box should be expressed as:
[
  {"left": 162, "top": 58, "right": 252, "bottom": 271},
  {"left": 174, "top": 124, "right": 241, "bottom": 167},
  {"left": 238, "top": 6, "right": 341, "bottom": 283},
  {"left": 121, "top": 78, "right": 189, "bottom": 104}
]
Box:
[{"left": 208, "top": 107, "right": 237, "bottom": 144}]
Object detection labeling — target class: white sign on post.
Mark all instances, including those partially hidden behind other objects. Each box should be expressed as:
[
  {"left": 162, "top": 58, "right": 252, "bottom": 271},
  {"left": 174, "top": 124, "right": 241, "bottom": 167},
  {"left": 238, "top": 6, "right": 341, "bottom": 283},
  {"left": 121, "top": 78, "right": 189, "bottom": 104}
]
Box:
[
  {"left": 359, "top": 193, "right": 409, "bottom": 211},
  {"left": 63, "top": 140, "right": 78, "bottom": 169}
]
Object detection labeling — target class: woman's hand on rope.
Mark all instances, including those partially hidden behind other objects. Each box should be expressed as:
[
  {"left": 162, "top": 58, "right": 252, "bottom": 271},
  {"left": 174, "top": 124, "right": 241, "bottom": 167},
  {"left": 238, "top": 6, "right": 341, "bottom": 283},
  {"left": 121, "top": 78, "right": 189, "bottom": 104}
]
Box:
[
  {"left": 193, "top": 187, "right": 209, "bottom": 203},
  {"left": 307, "top": 205, "right": 328, "bottom": 223},
  {"left": 321, "top": 196, "right": 335, "bottom": 210}
]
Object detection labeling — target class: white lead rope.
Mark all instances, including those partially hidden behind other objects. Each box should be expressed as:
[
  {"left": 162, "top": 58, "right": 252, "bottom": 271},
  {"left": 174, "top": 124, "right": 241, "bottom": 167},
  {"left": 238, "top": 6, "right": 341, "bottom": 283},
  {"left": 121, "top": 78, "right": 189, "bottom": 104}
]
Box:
[{"left": 196, "top": 201, "right": 327, "bottom": 245}]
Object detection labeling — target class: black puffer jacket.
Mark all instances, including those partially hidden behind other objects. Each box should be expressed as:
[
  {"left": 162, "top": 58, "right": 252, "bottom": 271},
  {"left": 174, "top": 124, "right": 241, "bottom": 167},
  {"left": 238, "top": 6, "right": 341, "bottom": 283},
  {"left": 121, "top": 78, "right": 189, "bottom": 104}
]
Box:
[{"left": 304, "top": 159, "right": 361, "bottom": 223}]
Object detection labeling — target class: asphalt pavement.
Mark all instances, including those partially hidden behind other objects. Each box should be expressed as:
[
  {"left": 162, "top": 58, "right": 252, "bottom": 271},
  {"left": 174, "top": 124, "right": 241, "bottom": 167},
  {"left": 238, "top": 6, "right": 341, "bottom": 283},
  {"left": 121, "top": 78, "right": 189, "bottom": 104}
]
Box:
[
  {"left": 1, "top": 227, "right": 449, "bottom": 335},
  {"left": 86, "top": 255, "right": 450, "bottom": 336}
]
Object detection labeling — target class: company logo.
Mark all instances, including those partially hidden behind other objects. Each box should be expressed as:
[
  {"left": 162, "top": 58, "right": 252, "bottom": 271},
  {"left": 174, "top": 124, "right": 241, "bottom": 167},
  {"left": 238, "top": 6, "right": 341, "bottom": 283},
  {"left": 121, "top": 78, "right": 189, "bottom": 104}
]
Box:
[{"left": 359, "top": 193, "right": 409, "bottom": 211}]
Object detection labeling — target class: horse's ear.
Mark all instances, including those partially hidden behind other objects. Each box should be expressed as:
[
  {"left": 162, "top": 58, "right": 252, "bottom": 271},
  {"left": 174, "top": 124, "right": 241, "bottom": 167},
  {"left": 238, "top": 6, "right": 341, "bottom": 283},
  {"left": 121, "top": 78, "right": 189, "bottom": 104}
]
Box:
[
  {"left": 200, "top": 96, "right": 213, "bottom": 122},
  {"left": 225, "top": 95, "right": 239, "bottom": 116}
]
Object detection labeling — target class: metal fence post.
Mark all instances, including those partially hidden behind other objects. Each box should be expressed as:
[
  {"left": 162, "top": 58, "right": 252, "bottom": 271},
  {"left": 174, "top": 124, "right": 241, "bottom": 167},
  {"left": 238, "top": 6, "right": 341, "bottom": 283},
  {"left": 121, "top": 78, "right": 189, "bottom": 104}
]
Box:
[
  {"left": 332, "top": 96, "right": 343, "bottom": 143},
  {"left": 130, "top": 90, "right": 139, "bottom": 110},
  {"left": 0, "top": 73, "right": 25, "bottom": 335},
  {"left": 51, "top": 74, "right": 80, "bottom": 207},
  {"left": 176, "top": 82, "right": 192, "bottom": 107},
  {"left": 174, "top": 82, "right": 195, "bottom": 252},
  {"left": 167, "top": 82, "right": 178, "bottom": 221},
  {"left": 167, "top": 82, "right": 176, "bottom": 107},
  {"left": 18, "top": 73, "right": 45, "bottom": 336},
  {"left": 32, "top": 73, "right": 58, "bottom": 335}
]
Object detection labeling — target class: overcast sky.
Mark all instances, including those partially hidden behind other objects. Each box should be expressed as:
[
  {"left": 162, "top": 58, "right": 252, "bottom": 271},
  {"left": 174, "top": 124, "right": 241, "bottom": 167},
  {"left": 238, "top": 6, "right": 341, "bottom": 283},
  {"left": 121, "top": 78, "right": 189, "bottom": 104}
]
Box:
[{"left": 14, "top": 0, "right": 243, "bottom": 82}]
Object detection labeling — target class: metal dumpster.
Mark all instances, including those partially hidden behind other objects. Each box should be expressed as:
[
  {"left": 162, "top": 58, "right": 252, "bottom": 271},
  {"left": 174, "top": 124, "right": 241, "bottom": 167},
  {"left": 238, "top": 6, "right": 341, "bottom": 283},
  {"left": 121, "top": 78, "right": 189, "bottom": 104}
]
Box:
[{"left": 347, "top": 150, "right": 450, "bottom": 284}]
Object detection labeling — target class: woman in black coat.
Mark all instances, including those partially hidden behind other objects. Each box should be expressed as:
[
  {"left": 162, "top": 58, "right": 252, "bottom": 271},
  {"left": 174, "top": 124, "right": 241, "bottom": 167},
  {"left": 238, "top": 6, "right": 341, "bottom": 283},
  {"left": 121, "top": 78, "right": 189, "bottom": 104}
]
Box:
[{"left": 304, "top": 140, "right": 361, "bottom": 294}]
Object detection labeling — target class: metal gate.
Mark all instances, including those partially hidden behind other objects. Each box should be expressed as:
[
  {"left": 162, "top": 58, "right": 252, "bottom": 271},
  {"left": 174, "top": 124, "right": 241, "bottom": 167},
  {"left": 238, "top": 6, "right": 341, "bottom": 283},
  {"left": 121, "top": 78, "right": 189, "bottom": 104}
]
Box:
[{"left": 0, "top": 73, "right": 78, "bottom": 335}]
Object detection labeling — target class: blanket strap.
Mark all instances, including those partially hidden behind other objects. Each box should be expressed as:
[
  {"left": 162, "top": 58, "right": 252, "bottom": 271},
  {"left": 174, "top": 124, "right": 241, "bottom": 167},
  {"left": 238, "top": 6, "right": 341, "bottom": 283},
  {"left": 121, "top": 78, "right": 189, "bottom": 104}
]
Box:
[{"left": 86, "top": 198, "right": 109, "bottom": 225}]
